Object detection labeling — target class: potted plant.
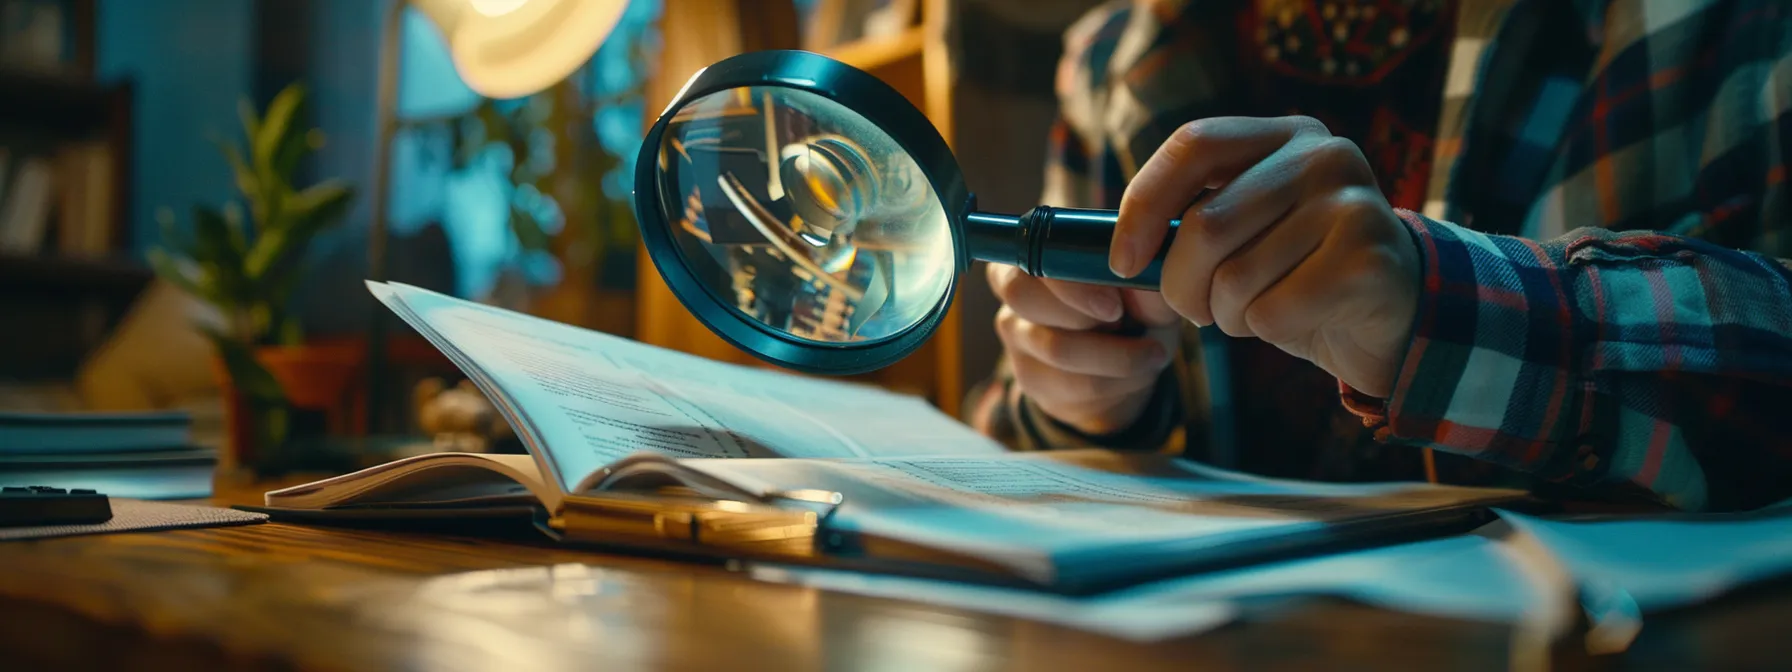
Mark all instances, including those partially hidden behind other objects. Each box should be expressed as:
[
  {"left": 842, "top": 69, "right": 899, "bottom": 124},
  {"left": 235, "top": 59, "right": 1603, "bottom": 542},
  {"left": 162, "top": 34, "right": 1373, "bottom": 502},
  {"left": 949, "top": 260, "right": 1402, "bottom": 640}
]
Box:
[{"left": 147, "top": 82, "right": 356, "bottom": 472}]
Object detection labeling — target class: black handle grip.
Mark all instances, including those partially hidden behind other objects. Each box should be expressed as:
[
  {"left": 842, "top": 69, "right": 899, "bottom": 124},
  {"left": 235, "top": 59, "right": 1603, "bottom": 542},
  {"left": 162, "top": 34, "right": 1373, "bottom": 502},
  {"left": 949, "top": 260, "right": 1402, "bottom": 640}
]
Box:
[
  {"left": 964, "top": 206, "right": 1178, "bottom": 290},
  {"left": 1033, "top": 207, "right": 1176, "bottom": 289}
]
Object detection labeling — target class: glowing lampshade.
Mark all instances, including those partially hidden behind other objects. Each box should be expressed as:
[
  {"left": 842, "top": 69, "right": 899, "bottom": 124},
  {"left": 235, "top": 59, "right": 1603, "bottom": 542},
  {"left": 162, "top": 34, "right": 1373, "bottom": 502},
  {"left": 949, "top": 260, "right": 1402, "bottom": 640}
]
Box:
[{"left": 411, "top": 0, "right": 629, "bottom": 99}]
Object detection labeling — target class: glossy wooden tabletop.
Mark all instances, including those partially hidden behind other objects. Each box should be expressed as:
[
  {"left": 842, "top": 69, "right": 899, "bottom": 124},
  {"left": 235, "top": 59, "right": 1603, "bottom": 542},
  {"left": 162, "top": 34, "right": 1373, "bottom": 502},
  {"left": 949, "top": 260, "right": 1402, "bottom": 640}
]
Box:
[{"left": 0, "top": 480, "right": 1782, "bottom": 671}]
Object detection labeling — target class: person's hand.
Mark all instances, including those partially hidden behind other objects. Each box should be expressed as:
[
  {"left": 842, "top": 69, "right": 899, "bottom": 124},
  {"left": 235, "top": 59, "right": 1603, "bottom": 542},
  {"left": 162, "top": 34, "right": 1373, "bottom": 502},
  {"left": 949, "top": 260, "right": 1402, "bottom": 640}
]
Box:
[
  {"left": 1109, "top": 116, "right": 1420, "bottom": 398},
  {"left": 988, "top": 264, "right": 1182, "bottom": 436}
]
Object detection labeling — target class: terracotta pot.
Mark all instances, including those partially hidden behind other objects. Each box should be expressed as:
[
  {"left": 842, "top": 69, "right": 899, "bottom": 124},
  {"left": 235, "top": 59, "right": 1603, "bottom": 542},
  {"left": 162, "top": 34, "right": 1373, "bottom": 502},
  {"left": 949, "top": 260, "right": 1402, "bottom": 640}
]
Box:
[
  {"left": 213, "top": 342, "right": 365, "bottom": 471},
  {"left": 254, "top": 342, "right": 363, "bottom": 409}
]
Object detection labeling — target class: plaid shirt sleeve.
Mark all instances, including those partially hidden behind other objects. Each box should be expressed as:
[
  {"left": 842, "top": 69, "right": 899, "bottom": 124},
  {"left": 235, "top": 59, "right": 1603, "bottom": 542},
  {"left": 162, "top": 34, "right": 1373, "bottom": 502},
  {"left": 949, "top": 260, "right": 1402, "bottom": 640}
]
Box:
[
  {"left": 1343, "top": 0, "right": 1792, "bottom": 512},
  {"left": 1344, "top": 213, "right": 1792, "bottom": 512}
]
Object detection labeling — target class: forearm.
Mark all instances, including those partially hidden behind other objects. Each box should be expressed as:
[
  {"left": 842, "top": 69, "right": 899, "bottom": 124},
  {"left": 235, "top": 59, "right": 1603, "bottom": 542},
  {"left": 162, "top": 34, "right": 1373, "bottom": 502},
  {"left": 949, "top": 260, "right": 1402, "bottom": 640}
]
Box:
[{"left": 1348, "top": 212, "right": 1792, "bottom": 511}]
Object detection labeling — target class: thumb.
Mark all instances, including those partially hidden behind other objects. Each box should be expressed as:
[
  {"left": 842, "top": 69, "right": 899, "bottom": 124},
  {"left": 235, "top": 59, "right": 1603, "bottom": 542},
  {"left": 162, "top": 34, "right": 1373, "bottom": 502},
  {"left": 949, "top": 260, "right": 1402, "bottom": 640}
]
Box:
[{"left": 1124, "top": 289, "right": 1183, "bottom": 327}]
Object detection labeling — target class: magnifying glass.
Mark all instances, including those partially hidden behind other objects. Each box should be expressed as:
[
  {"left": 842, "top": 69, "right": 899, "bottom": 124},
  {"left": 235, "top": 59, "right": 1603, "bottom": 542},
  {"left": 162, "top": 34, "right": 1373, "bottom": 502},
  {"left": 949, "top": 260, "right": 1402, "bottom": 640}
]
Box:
[{"left": 633, "top": 49, "right": 1179, "bottom": 376}]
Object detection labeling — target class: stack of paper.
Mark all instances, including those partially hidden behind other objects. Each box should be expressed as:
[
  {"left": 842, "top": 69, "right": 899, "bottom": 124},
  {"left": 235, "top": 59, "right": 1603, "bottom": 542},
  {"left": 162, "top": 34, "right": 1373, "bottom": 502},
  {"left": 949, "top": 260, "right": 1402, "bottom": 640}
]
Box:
[{"left": 749, "top": 504, "right": 1792, "bottom": 654}]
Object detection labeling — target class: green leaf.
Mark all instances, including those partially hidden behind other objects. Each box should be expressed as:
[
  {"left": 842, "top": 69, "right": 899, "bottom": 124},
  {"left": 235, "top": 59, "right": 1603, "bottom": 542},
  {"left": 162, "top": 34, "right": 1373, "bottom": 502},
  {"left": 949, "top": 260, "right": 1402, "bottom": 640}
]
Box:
[
  {"left": 191, "top": 205, "right": 242, "bottom": 267},
  {"left": 237, "top": 98, "right": 260, "bottom": 143},
  {"left": 221, "top": 202, "right": 249, "bottom": 256},
  {"left": 216, "top": 140, "right": 260, "bottom": 214},
  {"left": 242, "top": 180, "right": 352, "bottom": 280},
  {"left": 255, "top": 83, "right": 306, "bottom": 174},
  {"left": 202, "top": 326, "right": 287, "bottom": 404},
  {"left": 286, "top": 180, "right": 354, "bottom": 225},
  {"left": 146, "top": 247, "right": 216, "bottom": 303},
  {"left": 274, "top": 315, "right": 304, "bottom": 346},
  {"left": 240, "top": 227, "right": 289, "bottom": 284},
  {"left": 284, "top": 180, "right": 355, "bottom": 241},
  {"left": 192, "top": 206, "right": 250, "bottom": 302}
]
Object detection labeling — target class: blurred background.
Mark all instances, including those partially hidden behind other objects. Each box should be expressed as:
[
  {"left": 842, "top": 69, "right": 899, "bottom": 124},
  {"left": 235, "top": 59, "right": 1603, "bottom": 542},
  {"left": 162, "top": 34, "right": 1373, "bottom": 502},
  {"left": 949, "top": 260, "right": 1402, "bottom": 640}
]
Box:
[{"left": 0, "top": 0, "right": 1107, "bottom": 469}]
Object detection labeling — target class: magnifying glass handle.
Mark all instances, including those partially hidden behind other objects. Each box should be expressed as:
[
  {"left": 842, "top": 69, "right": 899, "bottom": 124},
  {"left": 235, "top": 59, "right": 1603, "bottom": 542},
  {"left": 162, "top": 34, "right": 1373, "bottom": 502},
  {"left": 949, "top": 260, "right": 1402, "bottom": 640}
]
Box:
[{"left": 965, "top": 206, "right": 1178, "bottom": 290}]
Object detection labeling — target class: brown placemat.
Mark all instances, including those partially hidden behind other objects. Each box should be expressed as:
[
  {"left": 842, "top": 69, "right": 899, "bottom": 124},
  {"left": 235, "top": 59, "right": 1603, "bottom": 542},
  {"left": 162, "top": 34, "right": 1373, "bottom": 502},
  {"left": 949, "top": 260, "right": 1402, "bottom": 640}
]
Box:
[{"left": 0, "top": 498, "right": 267, "bottom": 541}]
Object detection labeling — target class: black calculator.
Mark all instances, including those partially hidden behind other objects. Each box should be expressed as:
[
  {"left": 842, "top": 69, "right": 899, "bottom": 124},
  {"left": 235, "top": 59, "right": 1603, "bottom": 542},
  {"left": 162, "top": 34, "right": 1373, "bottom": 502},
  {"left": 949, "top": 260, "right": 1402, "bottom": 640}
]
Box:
[{"left": 0, "top": 486, "right": 113, "bottom": 526}]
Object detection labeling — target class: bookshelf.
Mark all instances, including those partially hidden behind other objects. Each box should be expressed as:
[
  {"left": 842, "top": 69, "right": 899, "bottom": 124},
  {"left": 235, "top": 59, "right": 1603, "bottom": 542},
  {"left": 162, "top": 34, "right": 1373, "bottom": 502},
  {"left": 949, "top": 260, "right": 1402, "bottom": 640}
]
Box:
[
  {"left": 0, "top": 6, "right": 145, "bottom": 380},
  {"left": 813, "top": 0, "right": 961, "bottom": 413}
]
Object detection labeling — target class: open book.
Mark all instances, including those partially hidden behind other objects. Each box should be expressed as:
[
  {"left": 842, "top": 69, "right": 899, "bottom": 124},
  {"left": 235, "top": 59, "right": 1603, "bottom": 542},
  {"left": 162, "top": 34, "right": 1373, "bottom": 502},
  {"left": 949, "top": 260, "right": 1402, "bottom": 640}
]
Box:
[{"left": 262, "top": 282, "right": 1534, "bottom": 594}]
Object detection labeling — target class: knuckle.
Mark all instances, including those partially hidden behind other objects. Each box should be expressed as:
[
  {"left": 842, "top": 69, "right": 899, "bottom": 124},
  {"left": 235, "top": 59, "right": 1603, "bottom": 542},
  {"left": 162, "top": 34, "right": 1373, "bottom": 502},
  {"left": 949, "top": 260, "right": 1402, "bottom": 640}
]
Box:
[
  {"left": 985, "top": 262, "right": 1009, "bottom": 293},
  {"left": 987, "top": 264, "right": 1022, "bottom": 302},
  {"left": 1333, "top": 187, "right": 1402, "bottom": 244},
  {"left": 1244, "top": 299, "right": 1290, "bottom": 343},
  {"left": 1172, "top": 119, "right": 1214, "bottom": 154},
  {"left": 994, "top": 307, "right": 1020, "bottom": 342},
  {"left": 1185, "top": 205, "right": 1229, "bottom": 249},
  {"left": 1289, "top": 115, "right": 1331, "bottom": 137},
  {"left": 1216, "top": 315, "right": 1253, "bottom": 338},
  {"left": 1210, "top": 258, "right": 1247, "bottom": 299},
  {"left": 1031, "top": 326, "right": 1072, "bottom": 366},
  {"left": 1159, "top": 276, "right": 1199, "bottom": 323},
  {"left": 1306, "top": 136, "right": 1363, "bottom": 169},
  {"left": 1331, "top": 186, "right": 1382, "bottom": 218}
]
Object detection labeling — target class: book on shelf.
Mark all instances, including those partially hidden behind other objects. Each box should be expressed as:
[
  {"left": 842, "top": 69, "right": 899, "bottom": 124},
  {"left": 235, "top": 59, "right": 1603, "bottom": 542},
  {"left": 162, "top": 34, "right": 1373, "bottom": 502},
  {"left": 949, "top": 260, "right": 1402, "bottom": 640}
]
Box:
[{"left": 258, "top": 282, "right": 1535, "bottom": 594}]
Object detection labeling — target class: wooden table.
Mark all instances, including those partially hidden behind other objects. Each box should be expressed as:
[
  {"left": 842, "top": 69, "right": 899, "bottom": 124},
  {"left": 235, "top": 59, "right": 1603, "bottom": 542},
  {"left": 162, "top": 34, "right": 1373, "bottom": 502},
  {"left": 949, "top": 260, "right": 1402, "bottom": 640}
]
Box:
[{"left": 0, "top": 484, "right": 1786, "bottom": 671}]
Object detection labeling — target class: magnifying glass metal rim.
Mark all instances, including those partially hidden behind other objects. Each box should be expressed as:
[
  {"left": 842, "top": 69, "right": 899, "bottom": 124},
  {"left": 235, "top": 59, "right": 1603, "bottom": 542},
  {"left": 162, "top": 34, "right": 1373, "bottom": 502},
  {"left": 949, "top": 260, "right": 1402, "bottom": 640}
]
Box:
[{"left": 633, "top": 49, "right": 971, "bottom": 376}]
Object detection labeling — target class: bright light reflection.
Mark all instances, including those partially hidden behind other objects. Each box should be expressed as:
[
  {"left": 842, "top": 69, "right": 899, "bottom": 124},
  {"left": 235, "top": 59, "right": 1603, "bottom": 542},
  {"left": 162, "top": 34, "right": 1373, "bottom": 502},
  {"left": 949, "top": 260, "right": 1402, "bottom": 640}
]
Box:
[{"left": 470, "top": 0, "right": 531, "bottom": 17}]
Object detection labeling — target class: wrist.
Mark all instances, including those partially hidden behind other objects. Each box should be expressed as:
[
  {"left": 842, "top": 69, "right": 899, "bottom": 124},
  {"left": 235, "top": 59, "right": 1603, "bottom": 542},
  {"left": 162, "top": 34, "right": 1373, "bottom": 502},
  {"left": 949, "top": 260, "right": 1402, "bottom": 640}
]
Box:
[{"left": 1020, "top": 368, "right": 1182, "bottom": 450}]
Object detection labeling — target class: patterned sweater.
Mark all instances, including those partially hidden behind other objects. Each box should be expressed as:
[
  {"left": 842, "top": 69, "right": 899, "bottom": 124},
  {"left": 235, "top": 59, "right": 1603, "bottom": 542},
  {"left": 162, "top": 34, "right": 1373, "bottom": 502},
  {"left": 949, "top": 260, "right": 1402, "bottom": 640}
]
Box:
[{"left": 966, "top": 0, "right": 1792, "bottom": 512}]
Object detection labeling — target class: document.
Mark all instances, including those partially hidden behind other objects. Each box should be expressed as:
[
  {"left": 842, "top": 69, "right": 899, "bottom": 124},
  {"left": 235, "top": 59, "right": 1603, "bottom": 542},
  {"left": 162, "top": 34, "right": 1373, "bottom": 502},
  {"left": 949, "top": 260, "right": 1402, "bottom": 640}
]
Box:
[
  {"left": 273, "top": 283, "right": 1535, "bottom": 596},
  {"left": 677, "top": 451, "right": 1516, "bottom": 587},
  {"left": 750, "top": 528, "right": 1559, "bottom": 642},
  {"left": 378, "top": 282, "right": 1002, "bottom": 492}
]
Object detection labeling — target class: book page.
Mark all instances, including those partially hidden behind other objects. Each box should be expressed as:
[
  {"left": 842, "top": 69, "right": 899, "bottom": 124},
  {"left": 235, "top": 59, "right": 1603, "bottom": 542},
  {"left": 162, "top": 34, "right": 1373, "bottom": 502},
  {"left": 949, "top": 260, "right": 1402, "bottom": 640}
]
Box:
[{"left": 373, "top": 282, "right": 1003, "bottom": 494}]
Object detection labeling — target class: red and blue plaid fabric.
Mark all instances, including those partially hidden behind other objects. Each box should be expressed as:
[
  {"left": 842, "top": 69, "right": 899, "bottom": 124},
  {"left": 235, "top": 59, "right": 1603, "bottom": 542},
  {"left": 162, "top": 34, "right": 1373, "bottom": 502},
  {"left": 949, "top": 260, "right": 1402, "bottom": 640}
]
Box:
[{"left": 967, "top": 0, "right": 1792, "bottom": 511}]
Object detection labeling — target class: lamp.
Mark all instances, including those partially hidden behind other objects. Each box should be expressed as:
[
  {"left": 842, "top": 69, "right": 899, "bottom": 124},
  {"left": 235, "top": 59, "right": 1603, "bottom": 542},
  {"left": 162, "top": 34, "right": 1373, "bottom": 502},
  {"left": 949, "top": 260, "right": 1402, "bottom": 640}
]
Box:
[{"left": 365, "top": 0, "right": 626, "bottom": 434}]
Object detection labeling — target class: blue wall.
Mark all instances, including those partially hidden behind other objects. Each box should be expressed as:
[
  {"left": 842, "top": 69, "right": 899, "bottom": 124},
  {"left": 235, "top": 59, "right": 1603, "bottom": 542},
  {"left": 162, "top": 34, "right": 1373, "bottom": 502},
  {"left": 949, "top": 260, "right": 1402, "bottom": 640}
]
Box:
[{"left": 95, "top": 0, "right": 255, "bottom": 254}]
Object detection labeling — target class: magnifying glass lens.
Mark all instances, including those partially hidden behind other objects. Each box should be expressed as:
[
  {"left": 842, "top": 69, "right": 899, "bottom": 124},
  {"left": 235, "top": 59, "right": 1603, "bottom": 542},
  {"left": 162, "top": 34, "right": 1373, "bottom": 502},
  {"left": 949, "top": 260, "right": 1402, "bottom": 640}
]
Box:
[{"left": 656, "top": 85, "right": 954, "bottom": 345}]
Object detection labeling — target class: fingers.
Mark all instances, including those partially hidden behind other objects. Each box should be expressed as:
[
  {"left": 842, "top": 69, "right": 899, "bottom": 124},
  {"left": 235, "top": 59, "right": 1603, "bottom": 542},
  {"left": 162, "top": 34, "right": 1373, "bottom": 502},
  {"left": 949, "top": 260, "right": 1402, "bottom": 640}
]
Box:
[
  {"left": 995, "top": 306, "right": 1169, "bottom": 379},
  {"left": 1204, "top": 189, "right": 1376, "bottom": 337},
  {"left": 1156, "top": 133, "right": 1374, "bottom": 327},
  {"left": 1239, "top": 194, "right": 1415, "bottom": 398},
  {"left": 1112, "top": 116, "right": 1325, "bottom": 278},
  {"left": 987, "top": 263, "right": 1124, "bottom": 327},
  {"left": 1122, "top": 289, "right": 1182, "bottom": 327},
  {"left": 1156, "top": 144, "right": 1306, "bottom": 326},
  {"left": 1008, "top": 347, "right": 1161, "bottom": 409}
]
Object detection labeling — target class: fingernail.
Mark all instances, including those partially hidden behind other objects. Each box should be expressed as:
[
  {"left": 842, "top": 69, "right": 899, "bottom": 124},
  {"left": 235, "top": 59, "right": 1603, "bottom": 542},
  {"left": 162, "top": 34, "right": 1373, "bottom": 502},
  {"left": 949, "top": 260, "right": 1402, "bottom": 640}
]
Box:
[
  {"left": 1090, "top": 294, "right": 1122, "bottom": 321},
  {"left": 1110, "top": 246, "right": 1135, "bottom": 278}
]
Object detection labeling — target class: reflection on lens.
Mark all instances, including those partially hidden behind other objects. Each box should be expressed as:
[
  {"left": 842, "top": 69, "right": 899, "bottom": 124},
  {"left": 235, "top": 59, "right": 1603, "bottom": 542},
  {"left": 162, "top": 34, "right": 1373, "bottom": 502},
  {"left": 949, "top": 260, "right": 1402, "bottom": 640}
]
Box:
[{"left": 655, "top": 86, "right": 953, "bottom": 344}]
